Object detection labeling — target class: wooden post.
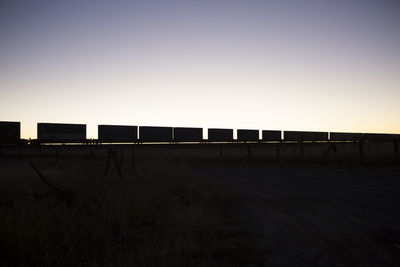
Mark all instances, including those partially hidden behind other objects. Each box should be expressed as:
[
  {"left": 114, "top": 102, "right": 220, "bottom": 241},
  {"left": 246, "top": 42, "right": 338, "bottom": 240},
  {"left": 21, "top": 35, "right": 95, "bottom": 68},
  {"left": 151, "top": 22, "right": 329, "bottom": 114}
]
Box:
[
  {"left": 276, "top": 145, "right": 280, "bottom": 159},
  {"left": 103, "top": 149, "right": 112, "bottom": 178},
  {"left": 394, "top": 140, "right": 399, "bottom": 157},
  {"left": 30, "top": 161, "right": 63, "bottom": 194},
  {"left": 110, "top": 149, "right": 123, "bottom": 180},
  {"left": 359, "top": 140, "right": 364, "bottom": 159},
  {"left": 119, "top": 150, "right": 125, "bottom": 164},
  {"left": 131, "top": 146, "right": 136, "bottom": 173},
  {"left": 300, "top": 141, "right": 304, "bottom": 158},
  {"left": 322, "top": 143, "right": 336, "bottom": 159},
  {"left": 332, "top": 143, "right": 337, "bottom": 155},
  {"left": 89, "top": 145, "right": 93, "bottom": 158},
  {"left": 18, "top": 145, "right": 22, "bottom": 159}
]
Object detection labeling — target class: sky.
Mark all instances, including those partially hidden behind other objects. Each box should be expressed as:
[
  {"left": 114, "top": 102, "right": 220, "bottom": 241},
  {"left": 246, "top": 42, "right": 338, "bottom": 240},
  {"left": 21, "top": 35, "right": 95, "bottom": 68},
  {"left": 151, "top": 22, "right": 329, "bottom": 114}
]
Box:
[{"left": 1, "top": 0, "right": 399, "bottom": 139}]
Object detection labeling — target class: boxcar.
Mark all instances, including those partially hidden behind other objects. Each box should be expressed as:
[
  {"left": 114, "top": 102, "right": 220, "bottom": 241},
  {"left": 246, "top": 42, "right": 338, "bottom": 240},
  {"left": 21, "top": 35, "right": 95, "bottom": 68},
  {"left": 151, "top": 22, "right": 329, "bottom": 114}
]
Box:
[
  {"left": 173, "top": 127, "right": 203, "bottom": 142},
  {"left": 98, "top": 125, "right": 138, "bottom": 143},
  {"left": 330, "top": 132, "right": 364, "bottom": 141},
  {"left": 37, "top": 123, "right": 86, "bottom": 142},
  {"left": 237, "top": 129, "right": 259, "bottom": 142},
  {"left": 363, "top": 133, "right": 395, "bottom": 142},
  {"left": 208, "top": 128, "right": 233, "bottom": 142},
  {"left": 139, "top": 126, "right": 173, "bottom": 142},
  {"left": 284, "top": 131, "right": 328, "bottom": 141},
  {"left": 0, "top": 121, "right": 20, "bottom": 144},
  {"left": 261, "top": 130, "right": 282, "bottom": 141}
]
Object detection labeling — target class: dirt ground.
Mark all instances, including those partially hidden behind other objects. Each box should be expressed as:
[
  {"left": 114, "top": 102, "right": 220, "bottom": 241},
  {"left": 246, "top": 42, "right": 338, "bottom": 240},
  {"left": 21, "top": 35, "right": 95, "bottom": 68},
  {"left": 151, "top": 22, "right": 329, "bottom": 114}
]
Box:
[
  {"left": 1, "top": 153, "right": 399, "bottom": 266},
  {"left": 183, "top": 161, "right": 400, "bottom": 266}
]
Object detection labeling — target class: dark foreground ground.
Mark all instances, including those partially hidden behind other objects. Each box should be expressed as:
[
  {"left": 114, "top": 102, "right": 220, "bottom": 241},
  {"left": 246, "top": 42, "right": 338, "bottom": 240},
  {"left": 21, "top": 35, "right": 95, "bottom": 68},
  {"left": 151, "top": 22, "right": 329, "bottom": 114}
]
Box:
[
  {"left": 182, "top": 161, "right": 400, "bottom": 266},
  {"left": 1, "top": 152, "right": 399, "bottom": 266}
]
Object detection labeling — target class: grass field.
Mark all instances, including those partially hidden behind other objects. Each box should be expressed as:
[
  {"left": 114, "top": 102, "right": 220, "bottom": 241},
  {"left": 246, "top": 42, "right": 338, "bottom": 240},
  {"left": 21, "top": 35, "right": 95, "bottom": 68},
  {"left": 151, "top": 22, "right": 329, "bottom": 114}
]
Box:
[
  {"left": 1, "top": 147, "right": 399, "bottom": 266},
  {"left": 0, "top": 152, "right": 250, "bottom": 266}
]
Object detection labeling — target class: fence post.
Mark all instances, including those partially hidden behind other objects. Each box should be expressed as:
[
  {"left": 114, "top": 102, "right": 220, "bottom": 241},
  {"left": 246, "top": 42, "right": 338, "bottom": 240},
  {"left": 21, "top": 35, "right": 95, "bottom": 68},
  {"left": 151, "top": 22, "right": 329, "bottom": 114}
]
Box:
[
  {"left": 276, "top": 144, "right": 280, "bottom": 159},
  {"left": 110, "top": 149, "right": 123, "bottom": 180},
  {"left": 131, "top": 146, "right": 136, "bottom": 173},
  {"left": 332, "top": 142, "right": 337, "bottom": 156},
  {"left": 359, "top": 140, "right": 364, "bottom": 160},
  {"left": 120, "top": 150, "right": 125, "bottom": 164},
  {"left": 300, "top": 141, "right": 304, "bottom": 159},
  {"left": 89, "top": 145, "right": 93, "bottom": 158},
  {"left": 18, "top": 145, "right": 22, "bottom": 159},
  {"left": 30, "top": 161, "right": 63, "bottom": 194},
  {"left": 322, "top": 142, "right": 336, "bottom": 159},
  {"left": 103, "top": 149, "right": 112, "bottom": 178},
  {"left": 394, "top": 140, "right": 399, "bottom": 157}
]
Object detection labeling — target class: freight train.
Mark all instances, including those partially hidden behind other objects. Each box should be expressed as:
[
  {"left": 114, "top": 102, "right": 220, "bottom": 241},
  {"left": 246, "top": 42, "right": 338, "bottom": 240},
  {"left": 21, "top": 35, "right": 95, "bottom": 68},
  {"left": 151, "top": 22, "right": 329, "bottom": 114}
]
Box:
[{"left": 0, "top": 121, "right": 399, "bottom": 145}]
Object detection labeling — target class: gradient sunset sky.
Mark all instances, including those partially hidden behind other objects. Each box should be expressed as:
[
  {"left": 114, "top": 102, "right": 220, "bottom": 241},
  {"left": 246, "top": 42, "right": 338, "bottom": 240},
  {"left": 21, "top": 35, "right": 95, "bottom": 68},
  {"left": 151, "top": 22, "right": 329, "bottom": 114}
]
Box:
[{"left": 1, "top": 0, "right": 399, "bottom": 139}]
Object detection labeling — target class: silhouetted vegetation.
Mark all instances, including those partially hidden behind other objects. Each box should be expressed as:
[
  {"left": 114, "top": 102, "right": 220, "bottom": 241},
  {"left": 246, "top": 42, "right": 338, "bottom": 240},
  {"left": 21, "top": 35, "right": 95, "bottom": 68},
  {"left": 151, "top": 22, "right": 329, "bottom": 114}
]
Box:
[{"left": 0, "top": 156, "right": 249, "bottom": 266}]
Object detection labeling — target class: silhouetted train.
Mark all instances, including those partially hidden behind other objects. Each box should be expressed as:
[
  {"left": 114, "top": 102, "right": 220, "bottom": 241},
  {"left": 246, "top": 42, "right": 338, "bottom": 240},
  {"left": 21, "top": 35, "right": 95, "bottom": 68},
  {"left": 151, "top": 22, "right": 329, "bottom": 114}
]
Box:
[{"left": 0, "top": 121, "right": 399, "bottom": 145}]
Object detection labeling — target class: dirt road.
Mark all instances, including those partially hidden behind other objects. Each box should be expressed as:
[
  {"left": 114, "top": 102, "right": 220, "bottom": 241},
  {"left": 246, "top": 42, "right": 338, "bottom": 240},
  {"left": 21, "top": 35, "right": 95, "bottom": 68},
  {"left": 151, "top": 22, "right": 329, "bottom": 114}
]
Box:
[{"left": 188, "top": 162, "right": 400, "bottom": 266}]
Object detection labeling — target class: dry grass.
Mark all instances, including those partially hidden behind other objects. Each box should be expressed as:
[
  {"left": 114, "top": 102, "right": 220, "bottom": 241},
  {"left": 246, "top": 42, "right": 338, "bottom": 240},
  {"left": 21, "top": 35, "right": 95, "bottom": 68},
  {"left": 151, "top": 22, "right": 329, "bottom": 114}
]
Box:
[{"left": 0, "top": 155, "right": 249, "bottom": 266}]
